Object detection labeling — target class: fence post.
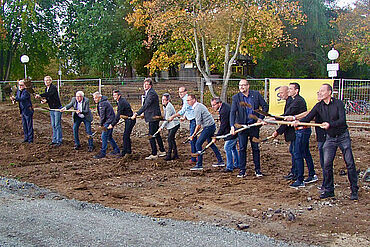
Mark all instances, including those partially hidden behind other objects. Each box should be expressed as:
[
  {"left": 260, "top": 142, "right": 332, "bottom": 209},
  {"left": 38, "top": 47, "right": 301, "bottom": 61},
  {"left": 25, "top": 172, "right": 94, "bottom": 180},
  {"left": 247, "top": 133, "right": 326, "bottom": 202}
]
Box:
[
  {"left": 57, "top": 79, "right": 60, "bottom": 94},
  {"left": 99, "top": 78, "right": 102, "bottom": 93},
  {"left": 264, "top": 78, "right": 268, "bottom": 102}
]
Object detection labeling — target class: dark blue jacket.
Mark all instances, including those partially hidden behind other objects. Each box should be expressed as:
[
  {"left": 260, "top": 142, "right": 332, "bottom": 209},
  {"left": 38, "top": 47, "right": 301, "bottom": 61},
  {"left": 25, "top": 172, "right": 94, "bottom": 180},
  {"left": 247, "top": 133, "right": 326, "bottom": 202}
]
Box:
[
  {"left": 216, "top": 103, "right": 236, "bottom": 140},
  {"left": 97, "top": 96, "right": 115, "bottom": 126},
  {"left": 15, "top": 89, "right": 33, "bottom": 116},
  {"left": 112, "top": 96, "right": 134, "bottom": 126},
  {"left": 137, "top": 87, "right": 161, "bottom": 122},
  {"left": 230, "top": 91, "right": 268, "bottom": 127}
]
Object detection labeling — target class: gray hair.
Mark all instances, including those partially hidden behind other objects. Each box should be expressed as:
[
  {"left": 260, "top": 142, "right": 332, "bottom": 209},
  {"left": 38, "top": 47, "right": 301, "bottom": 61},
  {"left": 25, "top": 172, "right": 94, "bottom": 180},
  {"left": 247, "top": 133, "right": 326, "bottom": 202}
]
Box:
[
  {"left": 162, "top": 93, "right": 171, "bottom": 101},
  {"left": 76, "top": 91, "right": 84, "bottom": 97},
  {"left": 92, "top": 91, "right": 102, "bottom": 98}
]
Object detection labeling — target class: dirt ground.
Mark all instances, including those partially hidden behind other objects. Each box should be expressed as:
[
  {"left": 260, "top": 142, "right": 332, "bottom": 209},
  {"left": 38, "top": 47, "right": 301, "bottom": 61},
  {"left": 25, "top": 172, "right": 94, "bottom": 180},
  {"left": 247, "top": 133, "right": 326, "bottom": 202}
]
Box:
[{"left": 0, "top": 102, "right": 369, "bottom": 246}]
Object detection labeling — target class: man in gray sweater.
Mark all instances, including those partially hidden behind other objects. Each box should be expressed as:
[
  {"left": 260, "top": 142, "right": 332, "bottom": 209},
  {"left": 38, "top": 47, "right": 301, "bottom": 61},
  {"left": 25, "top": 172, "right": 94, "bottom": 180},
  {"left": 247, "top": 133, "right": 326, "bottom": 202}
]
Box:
[{"left": 188, "top": 94, "right": 224, "bottom": 170}]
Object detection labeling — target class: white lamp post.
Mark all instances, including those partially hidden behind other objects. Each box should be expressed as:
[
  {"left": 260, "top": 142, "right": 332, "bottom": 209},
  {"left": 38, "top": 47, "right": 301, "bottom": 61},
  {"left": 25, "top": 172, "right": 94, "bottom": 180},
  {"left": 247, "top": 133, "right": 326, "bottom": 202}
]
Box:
[
  {"left": 20, "top": 55, "right": 30, "bottom": 78},
  {"left": 327, "top": 48, "right": 339, "bottom": 78}
]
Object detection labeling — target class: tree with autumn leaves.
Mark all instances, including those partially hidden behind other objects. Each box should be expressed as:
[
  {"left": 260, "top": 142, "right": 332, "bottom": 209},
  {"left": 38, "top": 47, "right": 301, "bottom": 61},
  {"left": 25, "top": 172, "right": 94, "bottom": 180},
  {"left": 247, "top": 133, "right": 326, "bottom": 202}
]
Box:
[
  {"left": 334, "top": 0, "right": 369, "bottom": 73},
  {"left": 128, "top": 0, "right": 306, "bottom": 100}
]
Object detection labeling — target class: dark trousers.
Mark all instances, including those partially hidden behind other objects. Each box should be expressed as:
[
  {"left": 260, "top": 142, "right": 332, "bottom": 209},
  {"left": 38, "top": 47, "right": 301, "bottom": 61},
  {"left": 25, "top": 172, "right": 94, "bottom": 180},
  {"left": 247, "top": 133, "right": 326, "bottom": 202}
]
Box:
[
  {"left": 322, "top": 130, "right": 358, "bottom": 193},
  {"left": 318, "top": 141, "right": 325, "bottom": 187},
  {"left": 167, "top": 124, "right": 180, "bottom": 158},
  {"left": 122, "top": 119, "right": 136, "bottom": 155},
  {"left": 238, "top": 126, "right": 261, "bottom": 173},
  {"left": 293, "top": 128, "right": 315, "bottom": 182},
  {"left": 22, "top": 112, "right": 34, "bottom": 143},
  {"left": 149, "top": 121, "right": 165, "bottom": 155},
  {"left": 289, "top": 141, "right": 296, "bottom": 175}
]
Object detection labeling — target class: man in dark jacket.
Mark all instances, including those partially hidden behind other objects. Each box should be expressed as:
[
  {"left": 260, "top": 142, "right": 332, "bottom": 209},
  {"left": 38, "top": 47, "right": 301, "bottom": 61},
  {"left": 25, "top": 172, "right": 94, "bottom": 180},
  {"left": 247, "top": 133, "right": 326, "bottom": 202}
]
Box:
[
  {"left": 230, "top": 79, "right": 268, "bottom": 178},
  {"left": 93, "top": 92, "right": 120, "bottom": 159},
  {"left": 132, "top": 78, "right": 165, "bottom": 160},
  {"left": 62, "top": 91, "right": 94, "bottom": 151},
  {"left": 109, "top": 90, "right": 136, "bottom": 157},
  {"left": 11, "top": 79, "right": 34, "bottom": 143},
  {"left": 35, "top": 76, "right": 63, "bottom": 146},
  {"left": 211, "top": 97, "right": 238, "bottom": 172}
]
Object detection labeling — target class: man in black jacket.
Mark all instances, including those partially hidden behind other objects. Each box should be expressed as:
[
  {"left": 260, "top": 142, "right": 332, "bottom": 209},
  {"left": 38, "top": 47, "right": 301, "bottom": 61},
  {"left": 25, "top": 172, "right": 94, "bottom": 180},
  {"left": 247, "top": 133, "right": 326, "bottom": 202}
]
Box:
[
  {"left": 211, "top": 97, "right": 237, "bottom": 172},
  {"left": 132, "top": 78, "right": 165, "bottom": 160},
  {"left": 109, "top": 90, "right": 136, "bottom": 157},
  {"left": 62, "top": 91, "right": 94, "bottom": 152},
  {"left": 93, "top": 92, "right": 120, "bottom": 159},
  {"left": 297, "top": 84, "right": 359, "bottom": 200},
  {"left": 35, "top": 76, "right": 63, "bottom": 146}
]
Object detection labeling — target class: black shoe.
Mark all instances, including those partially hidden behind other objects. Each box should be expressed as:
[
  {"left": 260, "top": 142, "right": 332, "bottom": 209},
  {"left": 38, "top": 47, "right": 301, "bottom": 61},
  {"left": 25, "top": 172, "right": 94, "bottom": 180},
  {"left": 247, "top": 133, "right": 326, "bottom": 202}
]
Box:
[
  {"left": 94, "top": 153, "right": 105, "bottom": 159},
  {"left": 320, "top": 191, "right": 335, "bottom": 199},
  {"left": 283, "top": 172, "right": 294, "bottom": 180},
  {"left": 255, "top": 170, "right": 263, "bottom": 177},
  {"left": 118, "top": 151, "right": 126, "bottom": 157},
  {"left": 74, "top": 145, "right": 81, "bottom": 150},
  {"left": 164, "top": 156, "right": 172, "bottom": 161},
  {"left": 88, "top": 146, "right": 94, "bottom": 152},
  {"left": 172, "top": 155, "right": 179, "bottom": 160},
  {"left": 108, "top": 151, "right": 120, "bottom": 156},
  {"left": 350, "top": 191, "right": 358, "bottom": 200}
]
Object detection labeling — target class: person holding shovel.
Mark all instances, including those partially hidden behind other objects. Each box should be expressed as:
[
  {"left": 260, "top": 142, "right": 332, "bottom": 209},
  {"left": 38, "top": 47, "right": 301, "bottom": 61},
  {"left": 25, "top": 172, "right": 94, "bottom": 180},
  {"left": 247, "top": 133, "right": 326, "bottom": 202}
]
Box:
[
  {"left": 10, "top": 79, "right": 34, "bottom": 144},
  {"left": 61, "top": 91, "right": 94, "bottom": 152},
  {"left": 158, "top": 93, "right": 180, "bottom": 161}
]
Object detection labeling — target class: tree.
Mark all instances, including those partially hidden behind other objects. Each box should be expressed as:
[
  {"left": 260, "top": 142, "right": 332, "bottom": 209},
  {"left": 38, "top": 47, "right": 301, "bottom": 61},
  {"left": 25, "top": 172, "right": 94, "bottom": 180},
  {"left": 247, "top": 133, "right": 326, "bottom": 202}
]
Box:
[
  {"left": 128, "top": 0, "right": 305, "bottom": 101},
  {"left": 0, "top": 0, "right": 59, "bottom": 81},
  {"left": 255, "top": 0, "right": 338, "bottom": 78},
  {"left": 60, "top": 0, "right": 144, "bottom": 77},
  {"left": 334, "top": 0, "right": 369, "bottom": 71}
]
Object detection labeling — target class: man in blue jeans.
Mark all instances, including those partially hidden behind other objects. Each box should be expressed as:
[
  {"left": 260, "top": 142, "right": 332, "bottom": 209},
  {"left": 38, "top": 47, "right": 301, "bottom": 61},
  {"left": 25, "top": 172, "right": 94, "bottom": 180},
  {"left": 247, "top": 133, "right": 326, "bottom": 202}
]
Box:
[
  {"left": 35, "top": 76, "right": 62, "bottom": 146},
  {"left": 168, "top": 87, "right": 197, "bottom": 164},
  {"left": 93, "top": 92, "right": 120, "bottom": 159},
  {"left": 187, "top": 94, "right": 224, "bottom": 170},
  {"left": 62, "top": 91, "right": 94, "bottom": 152},
  {"left": 230, "top": 79, "right": 268, "bottom": 178},
  {"left": 211, "top": 97, "right": 239, "bottom": 172},
  {"left": 286, "top": 83, "right": 316, "bottom": 188}
]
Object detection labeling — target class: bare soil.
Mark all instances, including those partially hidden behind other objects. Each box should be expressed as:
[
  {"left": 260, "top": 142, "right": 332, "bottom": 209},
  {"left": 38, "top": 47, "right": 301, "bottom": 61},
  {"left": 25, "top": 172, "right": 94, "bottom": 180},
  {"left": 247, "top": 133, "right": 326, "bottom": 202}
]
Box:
[{"left": 0, "top": 102, "right": 369, "bottom": 246}]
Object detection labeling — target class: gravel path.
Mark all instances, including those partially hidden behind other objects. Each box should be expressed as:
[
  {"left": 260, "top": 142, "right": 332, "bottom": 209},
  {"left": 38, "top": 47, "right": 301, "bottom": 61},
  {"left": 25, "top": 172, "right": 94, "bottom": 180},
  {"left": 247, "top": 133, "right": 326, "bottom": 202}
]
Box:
[{"left": 0, "top": 177, "right": 313, "bottom": 247}]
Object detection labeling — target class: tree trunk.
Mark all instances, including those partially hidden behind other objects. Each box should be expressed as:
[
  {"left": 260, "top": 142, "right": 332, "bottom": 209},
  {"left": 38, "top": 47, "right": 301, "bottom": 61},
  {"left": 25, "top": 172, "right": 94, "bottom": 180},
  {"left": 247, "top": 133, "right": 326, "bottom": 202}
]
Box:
[{"left": 220, "top": 19, "right": 245, "bottom": 102}]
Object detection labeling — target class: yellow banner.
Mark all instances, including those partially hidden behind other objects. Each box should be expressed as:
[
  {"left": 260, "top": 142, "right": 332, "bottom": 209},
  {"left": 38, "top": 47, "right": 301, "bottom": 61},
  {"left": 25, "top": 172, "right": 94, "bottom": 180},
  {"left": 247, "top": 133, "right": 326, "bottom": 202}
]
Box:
[{"left": 269, "top": 79, "right": 334, "bottom": 115}]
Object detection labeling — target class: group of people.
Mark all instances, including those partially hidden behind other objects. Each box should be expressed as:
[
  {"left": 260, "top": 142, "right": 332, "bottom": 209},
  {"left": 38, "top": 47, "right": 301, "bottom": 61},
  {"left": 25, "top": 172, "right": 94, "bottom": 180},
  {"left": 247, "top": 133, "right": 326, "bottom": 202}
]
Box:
[{"left": 12, "top": 76, "right": 359, "bottom": 200}]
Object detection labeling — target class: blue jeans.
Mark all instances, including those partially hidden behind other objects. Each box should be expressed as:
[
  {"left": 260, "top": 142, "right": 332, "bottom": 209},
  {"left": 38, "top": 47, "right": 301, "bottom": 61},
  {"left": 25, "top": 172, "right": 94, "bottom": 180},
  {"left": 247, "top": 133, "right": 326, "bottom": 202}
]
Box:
[
  {"left": 50, "top": 110, "right": 62, "bottom": 144},
  {"left": 238, "top": 126, "right": 260, "bottom": 174},
  {"left": 73, "top": 116, "right": 93, "bottom": 148},
  {"left": 224, "top": 138, "right": 239, "bottom": 171},
  {"left": 195, "top": 124, "right": 223, "bottom": 167},
  {"left": 100, "top": 124, "right": 120, "bottom": 156},
  {"left": 189, "top": 119, "right": 197, "bottom": 162},
  {"left": 289, "top": 141, "right": 296, "bottom": 175},
  {"left": 293, "top": 128, "right": 315, "bottom": 182},
  {"left": 322, "top": 130, "right": 358, "bottom": 193}
]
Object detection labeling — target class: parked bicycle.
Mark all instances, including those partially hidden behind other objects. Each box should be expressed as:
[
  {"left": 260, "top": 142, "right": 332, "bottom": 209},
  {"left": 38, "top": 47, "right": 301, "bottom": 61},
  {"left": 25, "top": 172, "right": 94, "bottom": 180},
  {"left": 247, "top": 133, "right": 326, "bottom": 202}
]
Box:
[{"left": 344, "top": 99, "right": 369, "bottom": 115}]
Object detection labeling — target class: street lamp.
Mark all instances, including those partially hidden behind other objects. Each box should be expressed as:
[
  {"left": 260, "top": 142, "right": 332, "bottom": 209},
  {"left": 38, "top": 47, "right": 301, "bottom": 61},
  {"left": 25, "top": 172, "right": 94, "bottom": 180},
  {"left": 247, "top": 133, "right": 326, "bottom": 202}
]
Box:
[{"left": 20, "top": 55, "right": 30, "bottom": 78}]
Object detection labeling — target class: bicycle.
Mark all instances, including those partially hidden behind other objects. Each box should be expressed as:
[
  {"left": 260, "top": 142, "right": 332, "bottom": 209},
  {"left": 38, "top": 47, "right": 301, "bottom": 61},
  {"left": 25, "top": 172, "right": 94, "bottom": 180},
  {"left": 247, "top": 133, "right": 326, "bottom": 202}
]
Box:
[{"left": 344, "top": 99, "right": 368, "bottom": 115}]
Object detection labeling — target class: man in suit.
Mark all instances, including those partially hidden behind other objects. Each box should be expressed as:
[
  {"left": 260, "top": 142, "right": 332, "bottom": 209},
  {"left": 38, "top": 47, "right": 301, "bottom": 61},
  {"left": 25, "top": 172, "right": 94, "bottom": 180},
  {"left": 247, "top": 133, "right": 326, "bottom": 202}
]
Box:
[
  {"left": 109, "top": 90, "right": 136, "bottom": 157},
  {"left": 132, "top": 78, "right": 166, "bottom": 160},
  {"left": 10, "top": 79, "right": 34, "bottom": 143},
  {"left": 230, "top": 79, "right": 268, "bottom": 178},
  {"left": 61, "top": 91, "right": 94, "bottom": 152},
  {"left": 35, "top": 76, "right": 63, "bottom": 146},
  {"left": 211, "top": 97, "right": 238, "bottom": 173}
]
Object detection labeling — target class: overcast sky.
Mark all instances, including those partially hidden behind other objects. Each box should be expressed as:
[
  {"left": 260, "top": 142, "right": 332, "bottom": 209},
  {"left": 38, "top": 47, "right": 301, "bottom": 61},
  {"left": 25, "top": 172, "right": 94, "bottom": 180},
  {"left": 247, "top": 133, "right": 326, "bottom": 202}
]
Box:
[{"left": 336, "top": 0, "right": 357, "bottom": 8}]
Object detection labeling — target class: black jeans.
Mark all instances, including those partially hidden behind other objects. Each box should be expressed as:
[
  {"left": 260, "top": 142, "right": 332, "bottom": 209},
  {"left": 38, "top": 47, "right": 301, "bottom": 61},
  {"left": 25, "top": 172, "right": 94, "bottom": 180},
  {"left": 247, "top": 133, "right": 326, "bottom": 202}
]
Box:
[
  {"left": 167, "top": 124, "right": 180, "bottom": 157},
  {"left": 122, "top": 119, "right": 136, "bottom": 155},
  {"left": 322, "top": 130, "right": 358, "bottom": 193},
  {"left": 149, "top": 121, "right": 165, "bottom": 155}
]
